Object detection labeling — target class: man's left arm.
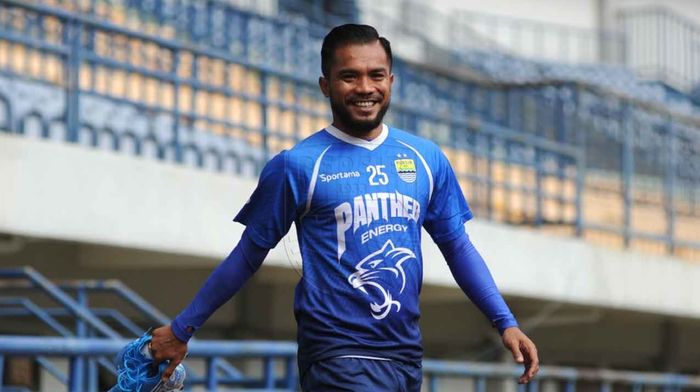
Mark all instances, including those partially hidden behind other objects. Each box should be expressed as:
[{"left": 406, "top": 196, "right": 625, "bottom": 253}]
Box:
[
  {"left": 422, "top": 147, "right": 539, "bottom": 383},
  {"left": 436, "top": 231, "right": 540, "bottom": 384}
]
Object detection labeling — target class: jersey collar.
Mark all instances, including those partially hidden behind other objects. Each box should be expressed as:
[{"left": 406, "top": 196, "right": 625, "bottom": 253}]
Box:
[{"left": 324, "top": 124, "right": 388, "bottom": 151}]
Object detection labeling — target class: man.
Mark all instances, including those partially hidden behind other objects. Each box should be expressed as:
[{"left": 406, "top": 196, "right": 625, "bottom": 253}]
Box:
[{"left": 150, "top": 24, "right": 539, "bottom": 391}]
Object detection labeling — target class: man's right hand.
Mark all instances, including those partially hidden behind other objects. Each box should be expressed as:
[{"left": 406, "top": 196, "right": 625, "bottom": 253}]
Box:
[{"left": 150, "top": 325, "right": 188, "bottom": 383}]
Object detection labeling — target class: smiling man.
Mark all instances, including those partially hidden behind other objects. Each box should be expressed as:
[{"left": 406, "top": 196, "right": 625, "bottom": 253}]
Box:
[
  {"left": 149, "top": 24, "right": 539, "bottom": 391},
  {"left": 320, "top": 35, "right": 393, "bottom": 139}
]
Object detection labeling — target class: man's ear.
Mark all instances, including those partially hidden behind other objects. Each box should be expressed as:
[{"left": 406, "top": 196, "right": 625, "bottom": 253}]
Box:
[{"left": 319, "top": 76, "right": 329, "bottom": 97}]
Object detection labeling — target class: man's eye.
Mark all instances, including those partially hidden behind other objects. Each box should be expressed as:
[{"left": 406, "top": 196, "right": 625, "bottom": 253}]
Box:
[
  {"left": 341, "top": 74, "right": 356, "bottom": 81},
  {"left": 371, "top": 74, "right": 386, "bottom": 80}
]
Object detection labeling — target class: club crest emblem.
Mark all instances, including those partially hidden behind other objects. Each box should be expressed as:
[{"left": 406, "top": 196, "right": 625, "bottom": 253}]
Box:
[
  {"left": 394, "top": 158, "right": 416, "bottom": 183},
  {"left": 347, "top": 240, "right": 417, "bottom": 320}
]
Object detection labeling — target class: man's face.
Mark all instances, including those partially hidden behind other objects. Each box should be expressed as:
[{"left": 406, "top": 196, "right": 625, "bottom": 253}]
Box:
[{"left": 320, "top": 41, "right": 394, "bottom": 135}]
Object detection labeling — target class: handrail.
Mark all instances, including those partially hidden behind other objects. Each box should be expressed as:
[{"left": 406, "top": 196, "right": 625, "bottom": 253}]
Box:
[
  {"left": 0, "top": 337, "right": 297, "bottom": 389},
  {"left": 0, "top": 267, "right": 120, "bottom": 339},
  {"left": 0, "top": 337, "right": 699, "bottom": 390},
  {"left": 0, "top": 268, "right": 296, "bottom": 390},
  {"left": 0, "top": 298, "right": 74, "bottom": 337},
  {"left": 0, "top": 336, "right": 297, "bottom": 357},
  {"left": 0, "top": 306, "right": 149, "bottom": 336},
  {"left": 58, "top": 280, "right": 246, "bottom": 380},
  {"left": 60, "top": 280, "right": 171, "bottom": 325},
  {"left": 422, "top": 359, "right": 700, "bottom": 391},
  {"left": 0, "top": 268, "right": 250, "bottom": 384},
  {"left": 0, "top": 297, "right": 120, "bottom": 385}
]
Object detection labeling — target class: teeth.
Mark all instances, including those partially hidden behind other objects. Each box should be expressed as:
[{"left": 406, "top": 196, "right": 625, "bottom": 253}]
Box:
[{"left": 354, "top": 101, "right": 375, "bottom": 107}]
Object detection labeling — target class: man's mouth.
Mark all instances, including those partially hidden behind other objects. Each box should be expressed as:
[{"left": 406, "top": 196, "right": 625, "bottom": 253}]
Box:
[{"left": 350, "top": 99, "right": 380, "bottom": 109}]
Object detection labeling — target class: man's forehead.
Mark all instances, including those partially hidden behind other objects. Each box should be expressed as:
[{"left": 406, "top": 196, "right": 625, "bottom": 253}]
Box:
[{"left": 331, "top": 41, "right": 390, "bottom": 69}]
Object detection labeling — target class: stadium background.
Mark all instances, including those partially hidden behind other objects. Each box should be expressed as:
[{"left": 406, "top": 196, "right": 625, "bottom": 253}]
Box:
[{"left": 0, "top": 0, "right": 699, "bottom": 390}]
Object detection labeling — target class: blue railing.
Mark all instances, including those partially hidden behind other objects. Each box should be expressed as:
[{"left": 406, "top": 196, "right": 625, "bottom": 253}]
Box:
[
  {"left": 0, "top": 267, "right": 299, "bottom": 390},
  {"left": 2, "top": 267, "right": 700, "bottom": 391},
  {"left": 57, "top": 280, "right": 251, "bottom": 381},
  {"left": 0, "top": 336, "right": 298, "bottom": 391},
  {"left": 421, "top": 360, "right": 700, "bottom": 392},
  {"left": 1, "top": 337, "right": 700, "bottom": 391},
  {"left": 0, "top": 0, "right": 697, "bottom": 258}
]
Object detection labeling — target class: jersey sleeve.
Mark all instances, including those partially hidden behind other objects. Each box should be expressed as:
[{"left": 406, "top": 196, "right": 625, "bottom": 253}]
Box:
[
  {"left": 234, "top": 151, "right": 305, "bottom": 249},
  {"left": 423, "top": 149, "right": 473, "bottom": 244}
]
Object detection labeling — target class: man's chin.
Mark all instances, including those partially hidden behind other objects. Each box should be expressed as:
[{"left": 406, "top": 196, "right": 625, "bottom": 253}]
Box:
[
  {"left": 349, "top": 112, "right": 383, "bottom": 128},
  {"left": 347, "top": 119, "right": 382, "bottom": 133}
]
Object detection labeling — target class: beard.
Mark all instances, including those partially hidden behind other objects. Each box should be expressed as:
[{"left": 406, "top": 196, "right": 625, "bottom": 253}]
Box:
[{"left": 329, "top": 95, "right": 391, "bottom": 135}]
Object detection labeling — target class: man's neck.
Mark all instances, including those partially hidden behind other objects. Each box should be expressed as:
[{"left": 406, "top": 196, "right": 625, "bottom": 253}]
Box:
[{"left": 332, "top": 122, "right": 383, "bottom": 141}]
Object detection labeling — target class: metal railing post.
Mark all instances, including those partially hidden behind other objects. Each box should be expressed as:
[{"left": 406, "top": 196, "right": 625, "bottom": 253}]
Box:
[
  {"left": 428, "top": 374, "right": 438, "bottom": 392},
  {"left": 535, "top": 146, "right": 544, "bottom": 227},
  {"left": 573, "top": 88, "right": 586, "bottom": 237},
  {"left": 486, "top": 133, "right": 494, "bottom": 220},
  {"left": 68, "top": 355, "right": 84, "bottom": 392},
  {"left": 555, "top": 87, "right": 569, "bottom": 223},
  {"left": 664, "top": 118, "right": 677, "bottom": 254},
  {"left": 284, "top": 356, "right": 296, "bottom": 390},
  {"left": 172, "top": 48, "right": 182, "bottom": 163},
  {"left": 621, "top": 103, "right": 634, "bottom": 248},
  {"left": 264, "top": 356, "right": 275, "bottom": 389},
  {"left": 565, "top": 379, "right": 577, "bottom": 392},
  {"left": 75, "top": 287, "right": 88, "bottom": 336},
  {"left": 475, "top": 376, "right": 487, "bottom": 392},
  {"left": 64, "top": 19, "right": 82, "bottom": 143},
  {"left": 72, "top": 287, "right": 88, "bottom": 392},
  {"left": 206, "top": 357, "right": 218, "bottom": 391},
  {"left": 260, "top": 72, "right": 270, "bottom": 159},
  {"left": 87, "top": 354, "right": 98, "bottom": 392}
]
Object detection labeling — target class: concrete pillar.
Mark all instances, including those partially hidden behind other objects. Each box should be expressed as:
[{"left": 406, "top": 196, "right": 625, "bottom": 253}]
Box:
[{"left": 656, "top": 319, "right": 681, "bottom": 372}]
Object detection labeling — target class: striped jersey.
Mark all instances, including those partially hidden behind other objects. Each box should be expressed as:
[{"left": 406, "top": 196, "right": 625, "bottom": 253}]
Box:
[{"left": 234, "top": 124, "right": 473, "bottom": 371}]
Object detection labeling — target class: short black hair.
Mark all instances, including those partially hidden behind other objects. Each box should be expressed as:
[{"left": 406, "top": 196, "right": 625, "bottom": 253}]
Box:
[{"left": 321, "top": 24, "right": 392, "bottom": 78}]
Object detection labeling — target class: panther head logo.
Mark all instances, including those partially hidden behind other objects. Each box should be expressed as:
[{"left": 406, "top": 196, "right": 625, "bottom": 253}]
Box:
[{"left": 347, "top": 240, "right": 416, "bottom": 320}]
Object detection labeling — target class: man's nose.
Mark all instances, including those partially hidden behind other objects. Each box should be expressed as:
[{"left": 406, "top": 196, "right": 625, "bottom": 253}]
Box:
[{"left": 355, "top": 76, "right": 374, "bottom": 94}]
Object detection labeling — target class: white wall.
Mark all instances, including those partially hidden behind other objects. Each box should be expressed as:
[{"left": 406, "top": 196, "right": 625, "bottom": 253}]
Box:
[
  {"left": 366, "top": 0, "right": 700, "bottom": 67},
  {"left": 2, "top": 133, "right": 700, "bottom": 320},
  {"left": 429, "top": 0, "right": 597, "bottom": 29},
  {"left": 606, "top": 0, "right": 700, "bottom": 26},
  {"left": 427, "top": 0, "right": 700, "bottom": 29}
]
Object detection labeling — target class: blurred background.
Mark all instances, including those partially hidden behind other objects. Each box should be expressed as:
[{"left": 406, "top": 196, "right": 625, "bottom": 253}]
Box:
[{"left": 0, "top": 0, "right": 699, "bottom": 390}]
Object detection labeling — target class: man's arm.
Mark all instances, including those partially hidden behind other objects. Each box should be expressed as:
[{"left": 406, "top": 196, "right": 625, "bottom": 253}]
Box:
[
  {"left": 437, "top": 230, "right": 539, "bottom": 384},
  {"left": 150, "top": 229, "right": 269, "bottom": 382}
]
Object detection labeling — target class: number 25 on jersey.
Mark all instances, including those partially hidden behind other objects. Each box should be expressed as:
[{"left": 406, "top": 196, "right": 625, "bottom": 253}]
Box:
[{"left": 367, "top": 165, "right": 389, "bottom": 186}]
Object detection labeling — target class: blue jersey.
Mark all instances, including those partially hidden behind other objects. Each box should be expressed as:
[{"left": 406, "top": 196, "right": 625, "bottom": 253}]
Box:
[{"left": 234, "top": 124, "right": 472, "bottom": 371}]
